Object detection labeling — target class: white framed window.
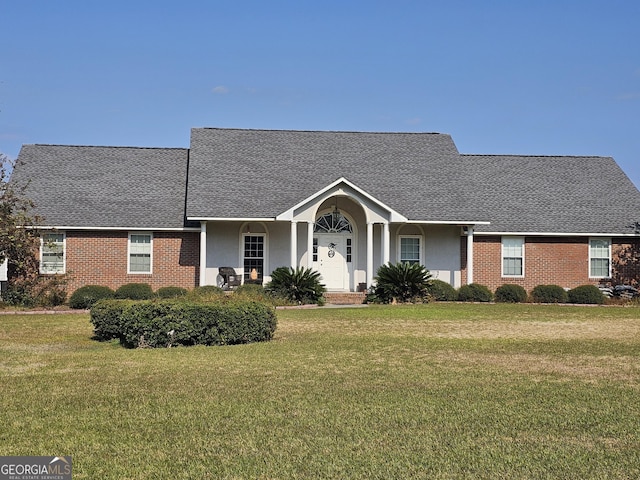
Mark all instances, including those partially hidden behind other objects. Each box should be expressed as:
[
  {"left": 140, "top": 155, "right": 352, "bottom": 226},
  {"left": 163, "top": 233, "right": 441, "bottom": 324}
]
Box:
[
  {"left": 502, "top": 236, "right": 524, "bottom": 277},
  {"left": 399, "top": 236, "right": 421, "bottom": 265},
  {"left": 40, "top": 232, "right": 65, "bottom": 274},
  {"left": 128, "top": 233, "right": 153, "bottom": 274},
  {"left": 243, "top": 234, "right": 266, "bottom": 282},
  {"left": 589, "top": 237, "right": 611, "bottom": 278}
]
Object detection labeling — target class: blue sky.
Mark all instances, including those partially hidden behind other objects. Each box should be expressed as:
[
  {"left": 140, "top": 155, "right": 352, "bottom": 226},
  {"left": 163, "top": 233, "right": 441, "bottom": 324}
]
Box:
[{"left": 2, "top": 0, "right": 639, "bottom": 187}]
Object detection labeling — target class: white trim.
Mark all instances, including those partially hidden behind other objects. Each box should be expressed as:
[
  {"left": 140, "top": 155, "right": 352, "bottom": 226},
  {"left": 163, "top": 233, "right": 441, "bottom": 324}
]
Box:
[
  {"left": 189, "top": 217, "right": 275, "bottom": 222},
  {"left": 40, "top": 232, "right": 66, "bottom": 275},
  {"left": 410, "top": 220, "right": 491, "bottom": 225},
  {"left": 397, "top": 234, "right": 422, "bottom": 265},
  {"left": 37, "top": 225, "right": 200, "bottom": 232},
  {"left": 589, "top": 237, "right": 612, "bottom": 279},
  {"left": 501, "top": 236, "right": 525, "bottom": 278},
  {"left": 128, "top": 232, "right": 153, "bottom": 274},
  {"left": 200, "top": 222, "right": 207, "bottom": 286},
  {"left": 276, "top": 177, "right": 408, "bottom": 222}
]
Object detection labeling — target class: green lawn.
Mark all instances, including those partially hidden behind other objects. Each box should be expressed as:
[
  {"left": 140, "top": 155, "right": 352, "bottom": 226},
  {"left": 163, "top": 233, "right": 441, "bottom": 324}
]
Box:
[{"left": 1, "top": 303, "right": 639, "bottom": 479}]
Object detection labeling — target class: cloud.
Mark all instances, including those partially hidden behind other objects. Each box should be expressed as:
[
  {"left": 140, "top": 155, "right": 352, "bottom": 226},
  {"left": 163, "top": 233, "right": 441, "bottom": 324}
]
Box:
[
  {"left": 212, "top": 86, "right": 229, "bottom": 94},
  {"left": 405, "top": 117, "right": 422, "bottom": 125}
]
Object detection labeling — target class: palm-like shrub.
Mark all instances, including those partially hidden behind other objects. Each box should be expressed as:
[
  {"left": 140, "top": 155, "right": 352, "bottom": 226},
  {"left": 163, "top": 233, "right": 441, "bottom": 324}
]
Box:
[
  {"left": 266, "top": 267, "right": 325, "bottom": 305},
  {"left": 372, "top": 262, "right": 432, "bottom": 304}
]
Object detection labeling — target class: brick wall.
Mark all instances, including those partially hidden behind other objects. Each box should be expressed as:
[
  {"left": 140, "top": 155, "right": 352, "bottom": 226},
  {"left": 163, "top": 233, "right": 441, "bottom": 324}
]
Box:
[
  {"left": 64, "top": 231, "right": 199, "bottom": 294},
  {"left": 461, "top": 236, "right": 640, "bottom": 292}
]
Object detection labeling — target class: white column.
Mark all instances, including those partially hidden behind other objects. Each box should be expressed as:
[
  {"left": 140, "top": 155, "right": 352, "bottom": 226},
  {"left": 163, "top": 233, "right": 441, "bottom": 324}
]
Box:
[
  {"left": 366, "top": 222, "right": 374, "bottom": 288},
  {"left": 466, "top": 226, "right": 474, "bottom": 285},
  {"left": 307, "top": 221, "right": 314, "bottom": 269},
  {"left": 382, "top": 222, "right": 390, "bottom": 266},
  {"left": 290, "top": 221, "right": 298, "bottom": 269},
  {"left": 199, "top": 221, "right": 207, "bottom": 286}
]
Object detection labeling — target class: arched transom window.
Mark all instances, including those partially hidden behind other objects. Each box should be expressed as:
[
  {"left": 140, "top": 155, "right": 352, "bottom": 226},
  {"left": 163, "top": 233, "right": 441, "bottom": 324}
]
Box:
[{"left": 314, "top": 212, "right": 353, "bottom": 233}]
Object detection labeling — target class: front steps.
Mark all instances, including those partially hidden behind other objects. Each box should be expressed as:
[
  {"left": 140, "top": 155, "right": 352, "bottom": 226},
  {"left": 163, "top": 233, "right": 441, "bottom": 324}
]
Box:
[{"left": 323, "top": 292, "right": 367, "bottom": 305}]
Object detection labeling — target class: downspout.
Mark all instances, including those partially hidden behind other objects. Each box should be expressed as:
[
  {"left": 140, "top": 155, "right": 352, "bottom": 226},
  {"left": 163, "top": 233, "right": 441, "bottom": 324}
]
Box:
[
  {"left": 199, "top": 221, "right": 207, "bottom": 286},
  {"left": 466, "top": 226, "right": 474, "bottom": 285}
]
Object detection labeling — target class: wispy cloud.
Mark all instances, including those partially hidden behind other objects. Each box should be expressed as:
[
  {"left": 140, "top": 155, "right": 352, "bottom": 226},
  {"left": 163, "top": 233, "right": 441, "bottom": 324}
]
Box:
[
  {"left": 212, "top": 86, "right": 229, "bottom": 94},
  {"left": 405, "top": 117, "right": 422, "bottom": 126}
]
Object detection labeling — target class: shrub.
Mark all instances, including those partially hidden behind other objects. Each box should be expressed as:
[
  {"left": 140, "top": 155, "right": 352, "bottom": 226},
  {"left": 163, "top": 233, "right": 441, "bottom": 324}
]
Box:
[
  {"left": 495, "top": 284, "right": 528, "bottom": 303},
  {"left": 89, "top": 299, "right": 277, "bottom": 348},
  {"left": 427, "top": 279, "right": 458, "bottom": 301},
  {"left": 69, "top": 285, "right": 115, "bottom": 309},
  {"left": 370, "top": 262, "right": 432, "bottom": 304},
  {"left": 187, "top": 285, "right": 225, "bottom": 301},
  {"left": 266, "top": 267, "right": 325, "bottom": 305},
  {"left": 457, "top": 283, "right": 493, "bottom": 302},
  {"left": 568, "top": 284, "right": 605, "bottom": 305},
  {"left": 156, "top": 286, "right": 188, "bottom": 299},
  {"left": 114, "top": 283, "right": 154, "bottom": 300},
  {"left": 531, "top": 285, "right": 568, "bottom": 303}
]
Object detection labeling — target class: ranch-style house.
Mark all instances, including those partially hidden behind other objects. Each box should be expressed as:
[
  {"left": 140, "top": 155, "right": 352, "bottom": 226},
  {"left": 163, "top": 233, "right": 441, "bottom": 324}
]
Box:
[{"left": 8, "top": 127, "right": 640, "bottom": 295}]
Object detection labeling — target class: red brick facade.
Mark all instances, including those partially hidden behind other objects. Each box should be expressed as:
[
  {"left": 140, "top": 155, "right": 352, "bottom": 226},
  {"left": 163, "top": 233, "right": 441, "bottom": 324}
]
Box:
[
  {"left": 462, "top": 236, "right": 640, "bottom": 292},
  {"left": 63, "top": 231, "right": 199, "bottom": 294}
]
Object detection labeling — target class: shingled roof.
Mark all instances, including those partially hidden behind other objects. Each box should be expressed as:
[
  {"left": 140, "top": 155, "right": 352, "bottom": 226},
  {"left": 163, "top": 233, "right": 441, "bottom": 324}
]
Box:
[
  {"left": 12, "top": 145, "right": 189, "bottom": 229},
  {"left": 11, "top": 128, "right": 640, "bottom": 235},
  {"left": 187, "top": 128, "right": 640, "bottom": 234}
]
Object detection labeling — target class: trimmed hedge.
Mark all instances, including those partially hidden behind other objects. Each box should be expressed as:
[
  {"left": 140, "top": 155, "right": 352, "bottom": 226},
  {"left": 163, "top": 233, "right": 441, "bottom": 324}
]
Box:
[
  {"left": 531, "top": 285, "right": 568, "bottom": 303},
  {"left": 568, "top": 285, "right": 605, "bottom": 305},
  {"left": 156, "top": 286, "right": 188, "bottom": 298},
  {"left": 115, "top": 283, "right": 154, "bottom": 300},
  {"left": 90, "top": 299, "right": 277, "bottom": 348},
  {"left": 427, "top": 279, "right": 458, "bottom": 301},
  {"left": 69, "top": 285, "right": 115, "bottom": 309},
  {"left": 495, "top": 284, "right": 528, "bottom": 303},
  {"left": 457, "top": 283, "right": 493, "bottom": 302}
]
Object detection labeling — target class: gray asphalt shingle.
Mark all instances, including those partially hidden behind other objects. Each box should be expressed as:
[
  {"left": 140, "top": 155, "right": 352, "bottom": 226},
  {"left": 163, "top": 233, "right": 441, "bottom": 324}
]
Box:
[{"left": 11, "top": 128, "right": 640, "bottom": 235}]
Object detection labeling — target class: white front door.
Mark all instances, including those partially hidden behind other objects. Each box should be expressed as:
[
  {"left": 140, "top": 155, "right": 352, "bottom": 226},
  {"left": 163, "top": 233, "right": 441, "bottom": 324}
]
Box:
[{"left": 315, "top": 234, "right": 350, "bottom": 291}]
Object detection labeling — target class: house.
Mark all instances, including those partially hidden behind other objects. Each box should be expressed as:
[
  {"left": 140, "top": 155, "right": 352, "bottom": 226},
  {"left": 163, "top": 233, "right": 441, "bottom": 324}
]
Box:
[{"left": 10, "top": 127, "right": 640, "bottom": 295}]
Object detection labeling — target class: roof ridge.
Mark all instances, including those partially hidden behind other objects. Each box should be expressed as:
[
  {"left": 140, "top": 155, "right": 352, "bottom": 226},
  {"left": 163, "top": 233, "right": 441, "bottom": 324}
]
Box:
[
  {"left": 26, "top": 144, "right": 187, "bottom": 151},
  {"left": 192, "top": 127, "right": 447, "bottom": 135},
  {"left": 460, "top": 153, "right": 612, "bottom": 159}
]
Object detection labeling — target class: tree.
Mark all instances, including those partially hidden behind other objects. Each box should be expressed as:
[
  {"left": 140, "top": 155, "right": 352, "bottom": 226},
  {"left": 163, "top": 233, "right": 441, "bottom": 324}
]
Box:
[{"left": 0, "top": 153, "right": 66, "bottom": 305}]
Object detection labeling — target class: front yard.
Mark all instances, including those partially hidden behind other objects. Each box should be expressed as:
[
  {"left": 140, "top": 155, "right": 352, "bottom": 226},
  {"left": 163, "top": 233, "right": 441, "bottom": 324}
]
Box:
[{"left": 0, "top": 303, "right": 638, "bottom": 479}]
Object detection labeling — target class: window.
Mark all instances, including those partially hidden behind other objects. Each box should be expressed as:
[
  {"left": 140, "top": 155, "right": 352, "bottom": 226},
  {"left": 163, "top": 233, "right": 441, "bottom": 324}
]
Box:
[
  {"left": 589, "top": 238, "right": 611, "bottom": 278},
  {"left": 41, "top": 232, "right": 65, "bottom": 274},
  {"left": 313, "top": 238, "right": 318, "bottom": 262},
  {"left": 399, "top": 236, "right": 421, "bottom": 264},
  {"left": 129, "top": 233, "right": 152, "bottom": 273},
  {"left": 243, "top": 234, "right": 265, "bottom": 282},
  {"left": 502, "top": 237, "right": 524, "bottom": 277},
  {"left": 346, "top": 238, "right": 352, "bottom": 263}
]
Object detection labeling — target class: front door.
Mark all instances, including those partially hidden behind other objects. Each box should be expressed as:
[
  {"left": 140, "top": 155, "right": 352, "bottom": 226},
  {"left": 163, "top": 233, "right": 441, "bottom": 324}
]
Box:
[{"left": 315, "top": 234, "right": 349, "bottom": 291}]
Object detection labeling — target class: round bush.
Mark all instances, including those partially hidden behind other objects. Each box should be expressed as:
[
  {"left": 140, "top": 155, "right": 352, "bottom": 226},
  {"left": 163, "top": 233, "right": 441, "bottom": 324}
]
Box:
[
  {"left": 69, "top": 285, "right": 115, "bottom": 309},
  {"left": 114, "top": 283, "right": 154, "bottom": 300},
  {"left": 568, "top": 284, "right": 604, "bottom": 304},
  {"left": 427, "top": 279, "right": 458, "bottom": 301},
  {"left": 156, "top": 286, "right": 188, "bottom": 298},
  {"left": 495, "top": 284, "right": 528, "bottom": 303},
  {"left": 531, "top": 285, "right": 568, "bottom": 303},
  {"left": 187, "top": 285, "right": 226, "bottom": 301},
  {"left": 457, "top": 283, "right": 493, "bottom": 302}
]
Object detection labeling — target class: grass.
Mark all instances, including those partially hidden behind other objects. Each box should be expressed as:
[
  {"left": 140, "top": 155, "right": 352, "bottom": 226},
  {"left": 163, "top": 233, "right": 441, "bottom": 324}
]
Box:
[{"left": 0, "top": 303, "right": 639, "bottom": 479}]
